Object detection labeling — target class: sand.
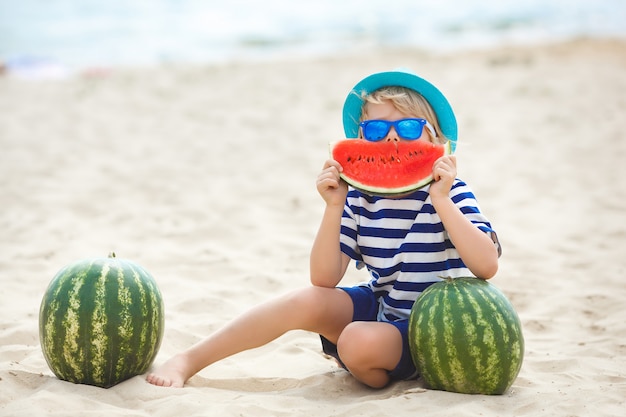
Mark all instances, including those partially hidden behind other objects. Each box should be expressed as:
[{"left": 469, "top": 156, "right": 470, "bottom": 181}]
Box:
[{"left": 1, "top": 38, "right": 625, "bottom": 416}]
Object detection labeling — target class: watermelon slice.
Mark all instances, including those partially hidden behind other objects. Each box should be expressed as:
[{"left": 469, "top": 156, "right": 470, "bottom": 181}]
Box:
[{"left": 330, "top": 139, "right": 452, "bottom": 195}]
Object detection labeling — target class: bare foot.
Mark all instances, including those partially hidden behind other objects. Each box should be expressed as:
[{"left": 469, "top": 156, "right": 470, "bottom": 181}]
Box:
[{"left": 146, "top": 354, "right": 192, "bottom": 387}]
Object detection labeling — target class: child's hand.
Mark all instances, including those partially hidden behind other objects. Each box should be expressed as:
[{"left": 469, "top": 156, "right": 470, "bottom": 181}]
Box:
[
  {"left": 317, "top": 159, "right": 348, "bottom": 206},
  {"left": 430, "top": 155, "right": 457, "bottom": 199}
]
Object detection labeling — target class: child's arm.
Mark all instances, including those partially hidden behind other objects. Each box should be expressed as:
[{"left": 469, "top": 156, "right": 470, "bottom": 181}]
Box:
[
  {"left": 430, "top": 155, "right": 499, "bottom": 279},
  {"left": 310, "top": 160, "right": 351, "bottom": 287}
]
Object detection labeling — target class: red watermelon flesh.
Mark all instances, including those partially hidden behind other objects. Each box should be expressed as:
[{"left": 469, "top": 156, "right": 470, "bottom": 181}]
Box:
[{"left": 330, "top": 139, "right": 451, "bottom": 195}]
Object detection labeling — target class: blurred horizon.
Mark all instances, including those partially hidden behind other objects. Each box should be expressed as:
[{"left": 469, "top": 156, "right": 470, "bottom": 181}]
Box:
[{"left": 1, "top": 0, "right": 625, "bottom": 72}]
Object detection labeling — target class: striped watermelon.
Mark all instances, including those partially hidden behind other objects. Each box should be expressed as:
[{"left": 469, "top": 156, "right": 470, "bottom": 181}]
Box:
[
  {"left": 39, "top": 253, "right": 164, "bottom": 388},
  {"left": 408, "top": 277, "right": 524, "bottom": 395}
]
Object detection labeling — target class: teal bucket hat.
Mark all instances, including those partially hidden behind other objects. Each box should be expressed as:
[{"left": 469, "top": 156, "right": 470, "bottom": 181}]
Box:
[{"left": 342, "top": 69, "right": 458, "bottom": 152}]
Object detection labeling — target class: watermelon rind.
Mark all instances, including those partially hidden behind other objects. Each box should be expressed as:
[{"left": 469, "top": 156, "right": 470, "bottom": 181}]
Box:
[
  {"left": 329, "top": 139, "right": 452, "bottom": 196},
  {"left": 39, "top": 255, "right": 164, "bottom": 388},
  {"left": 408, "top": 277, "right": 524, "bottom": 395}
]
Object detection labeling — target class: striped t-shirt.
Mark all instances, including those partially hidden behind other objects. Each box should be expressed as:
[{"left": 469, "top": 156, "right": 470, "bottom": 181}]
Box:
[{"left": 339, "top": 178, "right": 500, "bottom": 323}]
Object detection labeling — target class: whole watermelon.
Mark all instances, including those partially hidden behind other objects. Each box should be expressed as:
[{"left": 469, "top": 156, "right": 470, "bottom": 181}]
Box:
[
  {"left": 408, "top": 277, "right": 524, "bottom": 395},
  {"left": 39, "top": 253, "right": 164, "bottom": 388}
]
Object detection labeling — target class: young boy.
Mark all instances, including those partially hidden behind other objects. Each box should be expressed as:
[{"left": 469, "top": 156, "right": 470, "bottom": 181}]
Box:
[{"left": 147, "top": 69, "right": 501, "bottom": 389}]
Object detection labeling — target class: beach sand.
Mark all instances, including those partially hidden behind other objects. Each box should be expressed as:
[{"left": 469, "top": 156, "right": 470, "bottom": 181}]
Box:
[{"left": 1, "top": 38, "right": 625, "bottom": 416}]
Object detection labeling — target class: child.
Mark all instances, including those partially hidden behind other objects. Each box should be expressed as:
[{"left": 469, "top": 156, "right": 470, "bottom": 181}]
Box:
[{"left": 146, "top": 69, "right": 501, "bottom": 389}]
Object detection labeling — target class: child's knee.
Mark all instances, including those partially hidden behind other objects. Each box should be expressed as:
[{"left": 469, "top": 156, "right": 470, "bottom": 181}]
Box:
[
  {"left": 336, "top": 322, "right": 402, "bottom": 372},
  {"left": 336, "top": 322, "right": 376, "bottom": 365},
  {"left": 282, "top": 287, "right": 352, "bottom": 335},
  {"left": 282, "top": 287, "right": 330, "bottom": 324}
]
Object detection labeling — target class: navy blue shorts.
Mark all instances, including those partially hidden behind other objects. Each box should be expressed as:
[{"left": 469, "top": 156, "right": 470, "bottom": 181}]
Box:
[{"left": 320, "top": 285, "right": 418, "bottom": 381}]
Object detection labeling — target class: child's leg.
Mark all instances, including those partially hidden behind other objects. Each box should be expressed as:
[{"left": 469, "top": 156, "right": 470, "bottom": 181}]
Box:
[
  {"left": 336, "top": 321, "right": 404, "bottom": 388},
  {"left": 146, "top": 286, "right": 353, "bottom": 387},
  {"left": 318, "top": 286, "right": 408, "bottom": 388}
]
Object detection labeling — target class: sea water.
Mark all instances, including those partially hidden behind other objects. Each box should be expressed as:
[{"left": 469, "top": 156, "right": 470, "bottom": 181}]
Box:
[{"left": 1, "top": 0, "right": 625, "bottom": 71}]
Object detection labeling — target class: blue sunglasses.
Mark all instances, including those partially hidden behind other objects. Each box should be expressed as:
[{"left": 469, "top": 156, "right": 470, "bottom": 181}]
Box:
[{"left": 359, "top": 118, "right": 437, "bottom": 142}]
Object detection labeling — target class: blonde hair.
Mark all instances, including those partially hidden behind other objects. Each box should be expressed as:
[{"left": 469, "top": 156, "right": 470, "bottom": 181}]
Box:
[{"left": 360, "top": 86, "right": 447, "bottom": 144}]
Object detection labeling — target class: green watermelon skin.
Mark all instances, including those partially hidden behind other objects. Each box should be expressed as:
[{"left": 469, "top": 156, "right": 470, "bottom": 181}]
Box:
[
  {"left": 39, "top": 255, "right": 164, "bottom": 388},
  {"left": 408, "top": 277, "right": 524, "bottom": 395}
]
